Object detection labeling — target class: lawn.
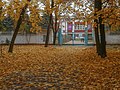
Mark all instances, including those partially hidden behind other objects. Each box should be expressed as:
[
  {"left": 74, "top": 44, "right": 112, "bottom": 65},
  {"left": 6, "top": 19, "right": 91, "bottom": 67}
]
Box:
[{"left": 0, "top": 45, "right": 120, "bottom": 89}]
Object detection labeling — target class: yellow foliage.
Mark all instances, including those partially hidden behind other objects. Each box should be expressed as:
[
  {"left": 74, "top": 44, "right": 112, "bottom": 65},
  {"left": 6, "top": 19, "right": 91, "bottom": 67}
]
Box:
[
  {"left": 0, "top": 1, "right": 4, "bottom": 7},
  {"left": 32, "top": 23, "right": 35, "bottom": 27},
  {"left": 1, "top": 0, "right": 120, "bottom": 32},
  {"left": 1, "top": 0, "right": 43, "bottom": 33}
]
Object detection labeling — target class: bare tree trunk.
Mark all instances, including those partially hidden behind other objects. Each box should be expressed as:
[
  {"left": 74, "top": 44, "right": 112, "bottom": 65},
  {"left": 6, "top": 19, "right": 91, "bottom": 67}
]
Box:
[
  {"left": 99, "top": 16, "right": 107, "bottom": 58},
  {"left": 53, "top": 31, "right": 57, "bottom": 45},
  {"left": 0, "top": 0, "right": 2, "bottom": 31},
  {"left": 53, "top": 12, "right": 58, "bottom": 45},
  {"left": 8, "top": 4, "right": 28, "bottom": 52},
  {"left": 45, "top": 0, "right": 54, "bottom": 47},
  {"left": 94, "top": 0, "right": 101, "bottom": 55},
  {"left": 45, "top": 14, "right": 52, "bottom": 47},
  {"left": 98, "top": 0, "right": 107, "bottom": 58},
  {"left": 94, "top": 0, "right": 107, "bottom": 58},
  {"left": 94, "top": 19, "right": 101, "bottom": 55}
]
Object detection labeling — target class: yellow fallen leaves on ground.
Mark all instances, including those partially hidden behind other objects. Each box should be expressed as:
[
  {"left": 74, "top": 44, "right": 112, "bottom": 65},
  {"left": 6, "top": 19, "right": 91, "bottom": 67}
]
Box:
[{"left": 0, "top": 45, "right": 120, "bottom": 89}]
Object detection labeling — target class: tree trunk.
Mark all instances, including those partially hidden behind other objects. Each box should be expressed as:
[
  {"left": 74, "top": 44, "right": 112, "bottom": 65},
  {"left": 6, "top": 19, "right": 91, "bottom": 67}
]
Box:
[
  {"left": 98, "top": 0, "right": 107, "bottom": 58},
  {"left": 45, "top": 0, "right": 54, "bottom": 47},
  {"left": 53, "top": 12, "right": 58, "bottom": 45},
  {"left": 94, "top": 19, "right": 101, "bottom": 55},
  {"left": 45, "top": 14, "right": 52, "bottom": 47},
  {"left": 0, "top": 0, "right": 2, "bottom": 31},
  {"left": 8, "top": 4, "right": 28, "bottom": 52},
  {"left": 99, "top": 17, "right": 107, "bottom": 58},
  {"left": 53, "top": 31, "right": 57, "bottom": 45},
  {"left": 94, "top": 0, "right": 107, "bottom": 58},
  {"left": 94, "top": 0, "right": 101, "bottom": 55}
]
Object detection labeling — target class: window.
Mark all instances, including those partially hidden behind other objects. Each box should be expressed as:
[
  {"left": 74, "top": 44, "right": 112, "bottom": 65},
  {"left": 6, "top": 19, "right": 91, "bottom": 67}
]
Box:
[
  {"left": 75, "top": 24, "right": 85, "bottom": 30},
  {"left": 83, "top": 25, "right": 85, "bottom": 30},
  {"left": 79, "top": 25, "right": 83, "bottom": 30}
]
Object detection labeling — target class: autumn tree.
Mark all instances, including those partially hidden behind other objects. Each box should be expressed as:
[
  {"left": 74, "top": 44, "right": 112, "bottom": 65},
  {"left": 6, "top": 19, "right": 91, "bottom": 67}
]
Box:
[
  {"left": 44, "top": 0, "right": 75, "bottom": 46},
  {"left": 102, "top": 0, "right": 120, "bottom": 32},
  {"left": 52, "top": 4, "right": 59, "bottom": 45},
  {"left": 1, "top": 0, "right": 42, "bottom": 52},
  {"left": 0, "top": 0, "right": 2, "bottom": 31},
  {"left": 73, "top": 0, "right": 118, "bottom": 58},
  {"left": 0, "top": 0, "right": 4, "bottom": 32},
  {"left": 93, "top": 0, "right": 120, "bottom": 58},
  {"left": 44, "top": 0, "right": 54, "bottom": 47},
  {"left": 52, "top": 0, "right": 78, "bottom": 45},
  {"left": 94, "top": 0, "right": 105, "bottom": 57},
  {"left": 97, "top": 0, "right": 106, "bottom": 58},
  {"left": 8, "top": 0, "right": 31, "bottom": 52},
  {"left": 81, "top": 0, "right": 107, "bottom": 58},
  {"left": 52, "top": 0, "right": 65, "bottom": 45}
]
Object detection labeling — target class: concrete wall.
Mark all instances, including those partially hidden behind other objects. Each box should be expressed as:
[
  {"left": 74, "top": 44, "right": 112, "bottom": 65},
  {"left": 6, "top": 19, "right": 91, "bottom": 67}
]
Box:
[
  {"left": 0, "top": 32, "right": 120, "bottom": 44},
  {"left": 106, "top": 34, "right": 120, "bottom": 44},
  {"left": 0, "top": 33, "right": 53, "bottom": 44}
]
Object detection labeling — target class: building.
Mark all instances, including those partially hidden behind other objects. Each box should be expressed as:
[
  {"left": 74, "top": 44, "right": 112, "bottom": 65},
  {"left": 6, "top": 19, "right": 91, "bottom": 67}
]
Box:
[{"left": 60, "top": 18, "right": 94, "bottom": 43}]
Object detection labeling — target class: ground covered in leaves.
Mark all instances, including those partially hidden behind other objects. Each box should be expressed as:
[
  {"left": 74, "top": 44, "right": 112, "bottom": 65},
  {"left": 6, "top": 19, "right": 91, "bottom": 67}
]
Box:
[{"left": 0, "top": 45, "right": 120, "bottom": 90}]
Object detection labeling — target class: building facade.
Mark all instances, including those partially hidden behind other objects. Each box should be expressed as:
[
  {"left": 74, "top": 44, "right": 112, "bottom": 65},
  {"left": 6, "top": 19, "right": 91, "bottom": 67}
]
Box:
[{"left": 60, "top": 19, "right": 93, "bottom": 41}]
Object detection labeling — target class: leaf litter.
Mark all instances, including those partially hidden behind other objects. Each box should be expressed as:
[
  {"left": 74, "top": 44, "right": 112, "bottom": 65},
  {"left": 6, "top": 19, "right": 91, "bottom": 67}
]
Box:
[{"left": 0, "top": 45, "right": 120, "bottom": 89}]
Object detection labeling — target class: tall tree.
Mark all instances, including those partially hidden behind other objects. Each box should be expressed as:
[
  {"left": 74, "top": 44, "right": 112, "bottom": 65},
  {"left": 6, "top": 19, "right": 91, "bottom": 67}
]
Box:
[
  {"left": 45, "top": 0, "right": 54, "bottom": 47},
  {"left": 0, "top": 0, "right": 4, "bottom": 32},
  {"left": 94, "top": 0, "right": 101, "bottom": 55},
  {"left": 94, "top": 20, "right": 101, "bottom": 55},
  {"left": 44, "top": 0, "right": 73, "bottom": 46},
  {"left": 8, "top": 0, "right": 31, "bottom": 52},
  {"left": 94, "top": 0, "right": 107, "bottom": 58},
  {"left": 52, "top": 11, "right": 58, "bottom": 45},
  {"left": 52, "top": 0, "right": 77, "bottom": 45}
]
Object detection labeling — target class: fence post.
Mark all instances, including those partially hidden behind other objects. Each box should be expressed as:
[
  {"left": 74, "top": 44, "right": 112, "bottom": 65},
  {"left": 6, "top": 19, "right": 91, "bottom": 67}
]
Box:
[
  {"left": 85, "top": 27, "right": 88, "bottom": 45},
  {"left": 58, "top": 28, "right": 63, "bottom": 45},
  {"left": 72, "top": 32, "right": 74, "bottom": 45}
]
